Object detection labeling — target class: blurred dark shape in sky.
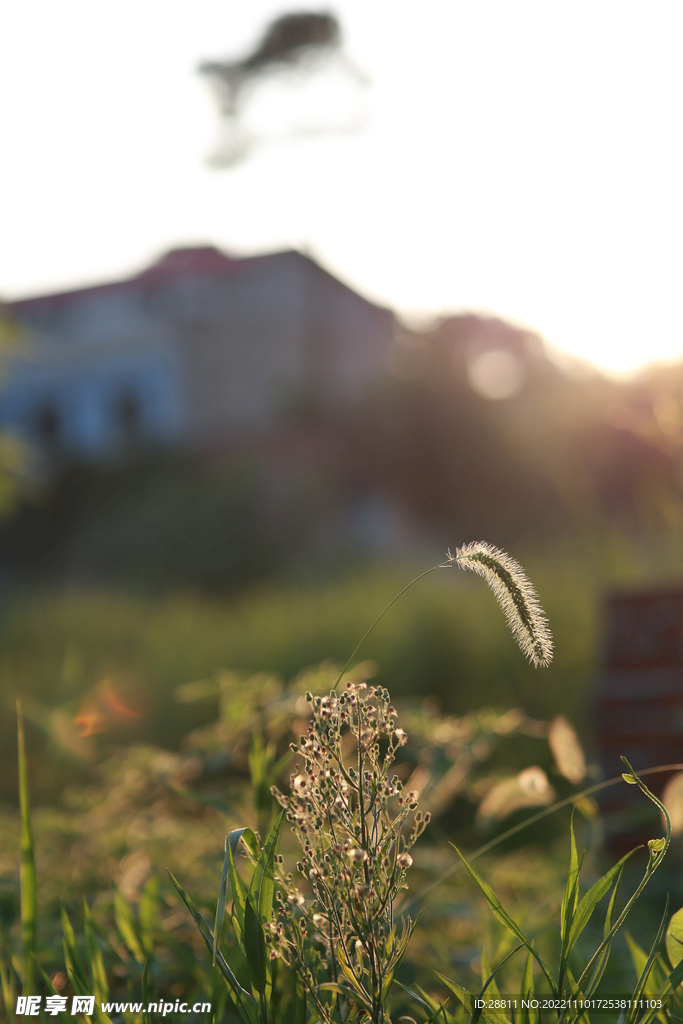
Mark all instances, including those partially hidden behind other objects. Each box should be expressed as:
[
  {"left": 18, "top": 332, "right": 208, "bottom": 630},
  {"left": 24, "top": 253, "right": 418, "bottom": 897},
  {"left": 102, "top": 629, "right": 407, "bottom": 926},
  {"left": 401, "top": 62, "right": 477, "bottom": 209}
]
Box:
[
  {"left": 207, "top": 11, "right": 340, "bottom": 85},
  {"left": 199, "top": 11, "right": 365, "bottom": 165}
]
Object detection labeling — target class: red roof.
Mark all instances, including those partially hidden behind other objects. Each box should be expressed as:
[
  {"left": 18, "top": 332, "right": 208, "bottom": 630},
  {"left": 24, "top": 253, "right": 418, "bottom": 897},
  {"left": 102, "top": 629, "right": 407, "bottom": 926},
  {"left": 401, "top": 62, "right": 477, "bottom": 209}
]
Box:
[
  {"left": 135, "top": 245, "right": 241, "bottom": 282},
  {"left": 7, "top": 245, "right": 282, "bottom": 314}
]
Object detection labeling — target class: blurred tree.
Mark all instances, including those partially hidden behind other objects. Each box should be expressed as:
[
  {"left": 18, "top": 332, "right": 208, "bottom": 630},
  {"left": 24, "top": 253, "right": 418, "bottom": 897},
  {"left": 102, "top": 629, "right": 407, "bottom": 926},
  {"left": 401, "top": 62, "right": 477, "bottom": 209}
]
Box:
[{"left": 0, "top": 306, "right": 26, "bottom": 517}]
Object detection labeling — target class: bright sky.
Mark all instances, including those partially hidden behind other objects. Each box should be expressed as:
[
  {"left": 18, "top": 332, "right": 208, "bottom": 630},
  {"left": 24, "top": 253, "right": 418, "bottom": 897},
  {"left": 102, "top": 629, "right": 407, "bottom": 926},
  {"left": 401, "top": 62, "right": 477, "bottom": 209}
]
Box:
[{"left": 2, "top": 1, "right": 683, "bottom": 377}]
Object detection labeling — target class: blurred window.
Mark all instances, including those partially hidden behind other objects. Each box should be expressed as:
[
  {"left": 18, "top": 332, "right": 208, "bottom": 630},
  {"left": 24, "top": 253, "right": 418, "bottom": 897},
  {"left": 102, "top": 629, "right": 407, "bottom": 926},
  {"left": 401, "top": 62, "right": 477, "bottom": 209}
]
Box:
[
  {"left": 115, "top": 390, "right": 142, "bottom": 439},
  {"left": 35, "top": 401, "right": 62, "bottom": 448}
]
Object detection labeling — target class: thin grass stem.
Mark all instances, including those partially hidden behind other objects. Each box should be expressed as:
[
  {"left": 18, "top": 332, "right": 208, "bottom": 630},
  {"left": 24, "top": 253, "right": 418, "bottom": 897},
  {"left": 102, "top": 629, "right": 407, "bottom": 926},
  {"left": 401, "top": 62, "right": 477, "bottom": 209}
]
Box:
[
  {"left": 332, "top": 562, "right": 451, "bottom": 690},
  {"left": 16, "top": 700, "right": 37, "bottom": 998},
  {"left": 404, "top": 763, "right": 683, "bottom": 915}
]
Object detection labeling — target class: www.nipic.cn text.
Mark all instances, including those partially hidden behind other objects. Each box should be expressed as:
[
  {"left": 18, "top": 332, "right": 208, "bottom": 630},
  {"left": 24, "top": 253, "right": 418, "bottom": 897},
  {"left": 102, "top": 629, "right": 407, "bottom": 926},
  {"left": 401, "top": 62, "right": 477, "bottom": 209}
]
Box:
[{"left": 15, "top": 995, "right": 212, "bottom": 1016}]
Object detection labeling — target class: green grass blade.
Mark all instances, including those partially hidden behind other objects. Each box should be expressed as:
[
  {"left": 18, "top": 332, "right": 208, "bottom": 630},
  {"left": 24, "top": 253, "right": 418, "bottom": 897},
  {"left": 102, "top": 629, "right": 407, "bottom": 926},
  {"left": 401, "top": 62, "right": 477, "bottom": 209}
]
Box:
[
  {"left": 16, "top": 701, "right": 36, "bottom": 997},
  {"left": 215, "top": 828, "right": 253, "bottom": 965},
  {"left": 38, "top": 953, "right": 114, "bottom": 1024},
  {"left": 83, "top": 900, "right": 109, "bottom": 1005},
  {"left": 227, "top": 827, "right": 258, "bottom": 954},
  {"left": 35, "top": 960, "right": 71, "bottom": 1022},
  {"left": 521, "top": 950, "right": 537, "bottom": 1024},
  {"left": 243, "top": 811, "right": 284, "bottom": 1005},
  {"left": 247, "top": 811, "right": 283, "bottom": 931},
  {"left": 473, "top": 945, "right": 526, "bottom": 1024},
  {"left": 479, "top": 949, "right": 500, "bottom": 1001},
  {"left": 583, "top": 868, "right": 624, "bottom": 1000},
  {"left": 433, "top": 972, "right": 474, "bottom": 1015},
  {"left": 318, "top": 980, "right": 374, "bottom": 1014},
  {"left": 560, "top": 812, "right": 580, "bottom": 949},
  {"left": 113, "top": 891, "right": 145, "bottom": 965},
  {"left": 1, "top": 945, "right": 17, "bottom": 1024},
  {"left": 521, "top": 948, "right": 534, "bottom": 997},
  {"left": 244, "top": 898, "right": 268, "bottom": 1003},
  {"left": 452, "top": 846, "right": 557, "bottom": 996},
  {"left": 138, "top": 876, "right": 158, "bottom": 957},
  {"left": 387, "top": 915, "right": 418, "bottom": 974},
  {"left": 624, "top": 932, "right": 650, "bottom": 986},
  {"left": 633, "top": 955, "right": 683, "bottom": 1024},
  {"left": 142, "top": 955, "right": 152, "bottom": 1024},
  {"left": 399, "top": 978, "right": 456, "bottom": 1023},
  {"left": 291, "top": 971, "right": 306, "bottom": 1024},
  {"left": 626, "top": 903, "right": 669, "bottom": 1024},
  {"left": 61, "top": 905, "right": 89, "bottom": 993},
  {"left": 567, "top": 849, "right": 636, "bottom": 956},
  {"left": 168, "top": 870, "right": 259, "bottom": 1024}
]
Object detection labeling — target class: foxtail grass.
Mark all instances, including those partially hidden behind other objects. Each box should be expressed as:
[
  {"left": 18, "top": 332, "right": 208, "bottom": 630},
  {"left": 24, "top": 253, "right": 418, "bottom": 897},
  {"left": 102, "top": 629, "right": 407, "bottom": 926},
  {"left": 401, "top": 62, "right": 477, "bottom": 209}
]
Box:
[
  {"left": 452, "top": 542, "right": 553, "bottom": 667},
  {"left": 333, "top": 542, "right": 553, "bottom": 689}
]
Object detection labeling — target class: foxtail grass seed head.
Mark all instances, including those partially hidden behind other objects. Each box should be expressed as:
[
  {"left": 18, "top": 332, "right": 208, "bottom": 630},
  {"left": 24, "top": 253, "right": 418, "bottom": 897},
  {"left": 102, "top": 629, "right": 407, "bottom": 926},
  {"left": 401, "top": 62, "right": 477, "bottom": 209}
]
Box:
[{"left": 450, "top": 542, "right": 553, "bottom": 667}]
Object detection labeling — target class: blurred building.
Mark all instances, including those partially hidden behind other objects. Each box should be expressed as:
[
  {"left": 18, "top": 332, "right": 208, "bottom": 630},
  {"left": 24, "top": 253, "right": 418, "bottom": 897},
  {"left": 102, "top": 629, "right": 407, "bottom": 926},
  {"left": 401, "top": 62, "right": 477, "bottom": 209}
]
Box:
[
  {"left": 0, "top": 246, "right": 393, "bottom": 461},
  {"left": 594, "top": 585, "right": 683, "bottom": 853}
]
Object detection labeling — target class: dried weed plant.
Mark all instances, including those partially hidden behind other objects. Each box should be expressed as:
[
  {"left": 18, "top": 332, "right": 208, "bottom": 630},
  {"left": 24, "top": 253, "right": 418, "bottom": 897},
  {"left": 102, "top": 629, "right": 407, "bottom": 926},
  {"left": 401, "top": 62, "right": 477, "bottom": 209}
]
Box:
[{"left": 269, "top": 681, "right": 429, "bottom": 1023}]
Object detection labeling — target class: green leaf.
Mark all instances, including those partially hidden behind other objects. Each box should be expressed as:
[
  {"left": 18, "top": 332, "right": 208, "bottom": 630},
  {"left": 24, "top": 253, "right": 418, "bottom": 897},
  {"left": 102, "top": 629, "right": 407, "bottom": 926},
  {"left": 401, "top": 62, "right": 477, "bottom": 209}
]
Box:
[
  {"left": 138, "top": 876, "right": 158, "bottom": 957},
  {"left": 142, "top": 956, "right": 152, "bottom": 1024},
  {"left": 479, "top": 950, "right": 500, "bottom": 1001},
  {"left": 434, "top": 971, "right": 474, "bottom": 1015},
  {"left": 521, "top": 948, "right": 534, "bottom": 996},
  {"left": 335, "top": 939, "right": 367, "bottom": 999},
  {"left": 319, "top": 980, "right": 374, "bottom": 1014},
  {"left": 626, "top": 900, "right": 670, "bottom": 1024},
  {"left": 452, "top": 846, "right": 557, "bottom": 996},
  {"left": 227, "top": 827, "right": 255, "bottom": 953},
  {"left": 584, "top": 867, "right": 623, "bottom": 999},
  {"left": 244, "top": 898, "right": 268, "bottom": 1001},
  {"left": 113, "top": 890, "right": 145, "bottom": 965},
  {"left": 635, "top": 954, "right": 683, "bottom": 1024},
  {"left": 0, "top": 946, "right": 17, "bottom": 1024},
  {"left": 387, "top": 916, "right": 417, "bottom": 974},
  {"left": 380, "top": 969, "right": 395, "bottom": 1003},
  {"left": 215, "top": 829, "right": 252, "bottom": 965},
  {"left": 168, "top": 870, "right": 259, "bottom": 1024},
  {"left": 666, "top": 907, "right": 683, "bottom": 969},
  {"left": 566, "top": 849, "right": 636, "bottom": 955},
  {"left": 243, "top": 812, "right": 283, "bottom": 1003},
  {"left": 60, "top": 906, "right": 88, "bottom": 993},
  {"left": 474, "top": 944, "right": 526, "bottom": 1024},
  {"left": 438, "top": 962, "right": 511, "bottom": 1024},
  {"left": 291, "top": 971, "right": 307, "bottom": 1024},
  {"left": 411, "top": 981, "right": 457, "bottom": 1024},
  {"left": 560, "top": 812, "right": 580, "bottom": 948},
  {"left": 35, "top": 960, "right": 72, "bottom": 1023},
  {"left": 520, "top": 950, "right": 537, "bottom": 1024},
  {"left": 59, "top": 909, "right": 113, "bottom": 1024},
  {"left": 247, "top": 811, "right": 283, "bottom": 931}
]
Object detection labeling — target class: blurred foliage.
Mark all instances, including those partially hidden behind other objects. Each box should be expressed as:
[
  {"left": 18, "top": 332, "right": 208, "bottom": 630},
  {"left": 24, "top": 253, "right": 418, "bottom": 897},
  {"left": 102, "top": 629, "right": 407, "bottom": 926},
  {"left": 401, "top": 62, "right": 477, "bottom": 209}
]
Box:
[
  {"left": 0, "top": 542, "right": 616, "bottom": 805},
  {"left": 1, "top": 312, "right": 683, "bottom": 1014},
  {"left": 0, "top": 663, "right": 578, "bottom": 1012},
  {"left": 1, "top": 520, "right": 682, "bottom": 807},
  {"left": 0, "top": 307, "right": 27, "bottom": 520},
  {"left": 1, "top": 660, "right": 681, "bottom": 1019}
]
